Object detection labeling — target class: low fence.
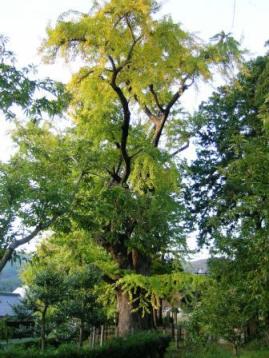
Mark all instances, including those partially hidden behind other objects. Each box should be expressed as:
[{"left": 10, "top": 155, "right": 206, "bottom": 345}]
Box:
[
  {"left": 88, "top": 325, "right": 117, "bottom": 348},
  {"left": 87, "top": 324, "right": 187, "bottom": 348}
]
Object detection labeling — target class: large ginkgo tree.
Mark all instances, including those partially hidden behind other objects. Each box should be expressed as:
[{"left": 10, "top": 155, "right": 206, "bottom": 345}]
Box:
[{"left": 1, "top": 0, "right": 242, "bottom": 335}]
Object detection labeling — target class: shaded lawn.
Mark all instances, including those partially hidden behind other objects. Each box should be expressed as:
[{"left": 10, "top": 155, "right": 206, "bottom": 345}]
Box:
[{"left": 165, "top": 342, "right": 269, "bottom": 358}]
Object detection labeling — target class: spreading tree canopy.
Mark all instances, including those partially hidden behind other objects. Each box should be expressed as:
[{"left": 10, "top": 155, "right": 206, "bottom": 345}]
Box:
[
  {"left": 0, "top": 124, "right": 95, "bottom": 272},
  {"left": 39, "top": 0, "right": 242, "bottom": 335}
]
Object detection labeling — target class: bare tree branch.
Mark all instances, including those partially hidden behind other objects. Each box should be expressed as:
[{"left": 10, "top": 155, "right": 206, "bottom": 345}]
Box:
[
  {"left": 133, "top": 94, "right": 160, "bottom": 129},
  {"left": 165, "top": 84, "right": 188, "bottom": 115},
  {"left": 153, "top": 82, "right": 190, "bottom": 147},
  {"left": 130, "top": 148, "right": 143, "bottom": 159},
  {"left": 107, "top": 21, "right": 143, "bottom": 185},
  {"left": 108, "top": 56, "right": 131, "bottom": 184},
  {"left": 149, "top": 84, "right": 164, "bottom": 113},
  {"left": 170, "top": 140, "right": 189, "bottom": 157},
  {"left": 0, "top": 217, "right": 58, "bottom": 273}
]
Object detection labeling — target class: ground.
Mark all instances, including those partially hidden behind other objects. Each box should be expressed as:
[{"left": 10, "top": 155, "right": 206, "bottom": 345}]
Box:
[{"left": 165, "top": 342, "right": 269, "bottom": 358}]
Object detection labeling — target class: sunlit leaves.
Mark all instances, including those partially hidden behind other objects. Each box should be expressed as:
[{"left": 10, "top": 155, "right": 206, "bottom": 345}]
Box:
[
  {"left": 117, "top": 272, "right": 207, "bottom": 316},
  {"left": 42, "top": 0, "right": 243, "bottom": 128}
]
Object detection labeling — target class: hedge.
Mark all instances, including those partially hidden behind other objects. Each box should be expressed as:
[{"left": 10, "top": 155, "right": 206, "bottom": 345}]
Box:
[{"left": 0, "top": 331, "right": 171, "bottom": 358}]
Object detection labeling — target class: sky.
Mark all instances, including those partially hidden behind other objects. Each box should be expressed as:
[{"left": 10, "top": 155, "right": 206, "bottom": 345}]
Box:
[
  {"left": 1, "top": 0, "right": 269, "bottom": 160},
  {"left": 1, "top": 0, "right": 268, "bottom": 258}
]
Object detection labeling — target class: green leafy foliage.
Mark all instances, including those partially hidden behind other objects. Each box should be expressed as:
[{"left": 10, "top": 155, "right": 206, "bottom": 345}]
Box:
[
  {"left": 25, "top": 269, "right": 65, "bottom": 310},
  {"left": 185, "top": 54, "right": 269, "bottom": 352},
  {"left": 0, "top": 123, "right": 89, "bottom": 255},
  {"left": 60, "top": 266, "right": 106, "bottom": 325},
  {"left": 0, "top": 319, "right": 12, "bottom": 342},
  {"left": 187, "top": 55, "right": 269, "bottom": 252},
  {"left": 21, "top": 241, "right": 109, "bottom": 346},
  {"left": 186, "top": 277, "right": 251, "bottom": 353},
  {"left": 0, "top": 35, "right": 69, "bottom": 121},
  {"left": 117, "top": 272, "right": 207, "bottom": 316}
]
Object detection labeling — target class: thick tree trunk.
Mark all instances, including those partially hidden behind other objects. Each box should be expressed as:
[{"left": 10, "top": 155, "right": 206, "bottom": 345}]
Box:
[
  {"left": 117, "top": 289, "right": 153, "bottom": 336},
  {"left": 117, "top": 290, "right": 133, "bottom": 336},
  {"left": 116, "top": 250, "right": 153, "bottom": 336},
  {"left": 246, "top": 317, "right": 258, "bottom": 341},
  {"left": 104, "top": 233, "right": 154, "bottom": 336}
]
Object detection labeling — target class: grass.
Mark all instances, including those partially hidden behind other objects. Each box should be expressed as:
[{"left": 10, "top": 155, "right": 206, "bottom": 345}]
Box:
[{"left": 165, "top": 342, "right": 269, "bottom": 358}]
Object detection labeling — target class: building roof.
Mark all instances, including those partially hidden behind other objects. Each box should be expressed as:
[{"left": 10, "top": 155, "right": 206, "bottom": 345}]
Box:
[
  {"left": 13, "top": 287, "right": 26, "bottom": 298},
  {"left": 0, "top": 292, "right": 22, "bottom": 317}
]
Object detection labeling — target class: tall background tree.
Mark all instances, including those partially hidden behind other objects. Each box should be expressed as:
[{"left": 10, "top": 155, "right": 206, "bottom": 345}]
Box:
[{"left": 186, "top": 53, "right": 269, "bottom": 340}]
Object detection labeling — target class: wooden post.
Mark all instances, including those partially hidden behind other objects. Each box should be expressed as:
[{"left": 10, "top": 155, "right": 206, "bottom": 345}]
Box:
[
  {"left": 115, "top": 325, "right": 118, "bottom": 337},
  {"left": 100, "top": 325, "right": 104, "bottom": 347},
  {"left": 91, "top": 326, "right": 96, "bottom": 348},
  {"left": 175, "top": 328, "right": 179, "bottom": 349},
  {"left": 103, "top": 325, "right": 106, "bottom": 342},
  {"left": 174, "top": 311, "right": 178, "bottom": 326},
  {"left": 171, "top": 315, "right": 175, "bottom": 338},
  {"left": 88, "top": 329, "right": 92, "bottom": 350}
]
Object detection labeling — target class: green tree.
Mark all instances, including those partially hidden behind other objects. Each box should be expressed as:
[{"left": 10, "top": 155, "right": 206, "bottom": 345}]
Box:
[
  {"left": 23, "top": 268, "right": 66, "bottom": 351},
  {"left": 40, "top": 0, "right": 242, "bottom": 335},
  {"left": 22, "top": 238, "right": 108, "bottom": 347},
  {"left": 0, "top": 319, "right": 12, "bottom": 344},
  {"left": 188, "top": 259, "right": 258, "bottom": 356},
  {"left": 186, "top": 54, "right": 269, "bottom": 336},
  {"left": 63, "top": 267, "right": 105, "bottom": 347},
  {"left": 187, "top": 55, "right": 269, "bottom": 248}
]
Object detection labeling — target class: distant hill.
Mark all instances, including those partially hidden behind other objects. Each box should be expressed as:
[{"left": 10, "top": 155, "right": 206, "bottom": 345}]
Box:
[
  {"left": 0, "top": 256, "right": 208, "bottom": 292},
  {"left": 0, "top": 257, "right": 28, "bottom": 292},
  {"left": 184, "top": 259, "right": 208, "bottom": 274}
]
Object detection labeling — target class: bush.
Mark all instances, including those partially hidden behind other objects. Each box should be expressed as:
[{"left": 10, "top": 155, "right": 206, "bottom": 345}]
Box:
[{"left": 0, "top": 331, "right": 170, "bottom": 358}]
